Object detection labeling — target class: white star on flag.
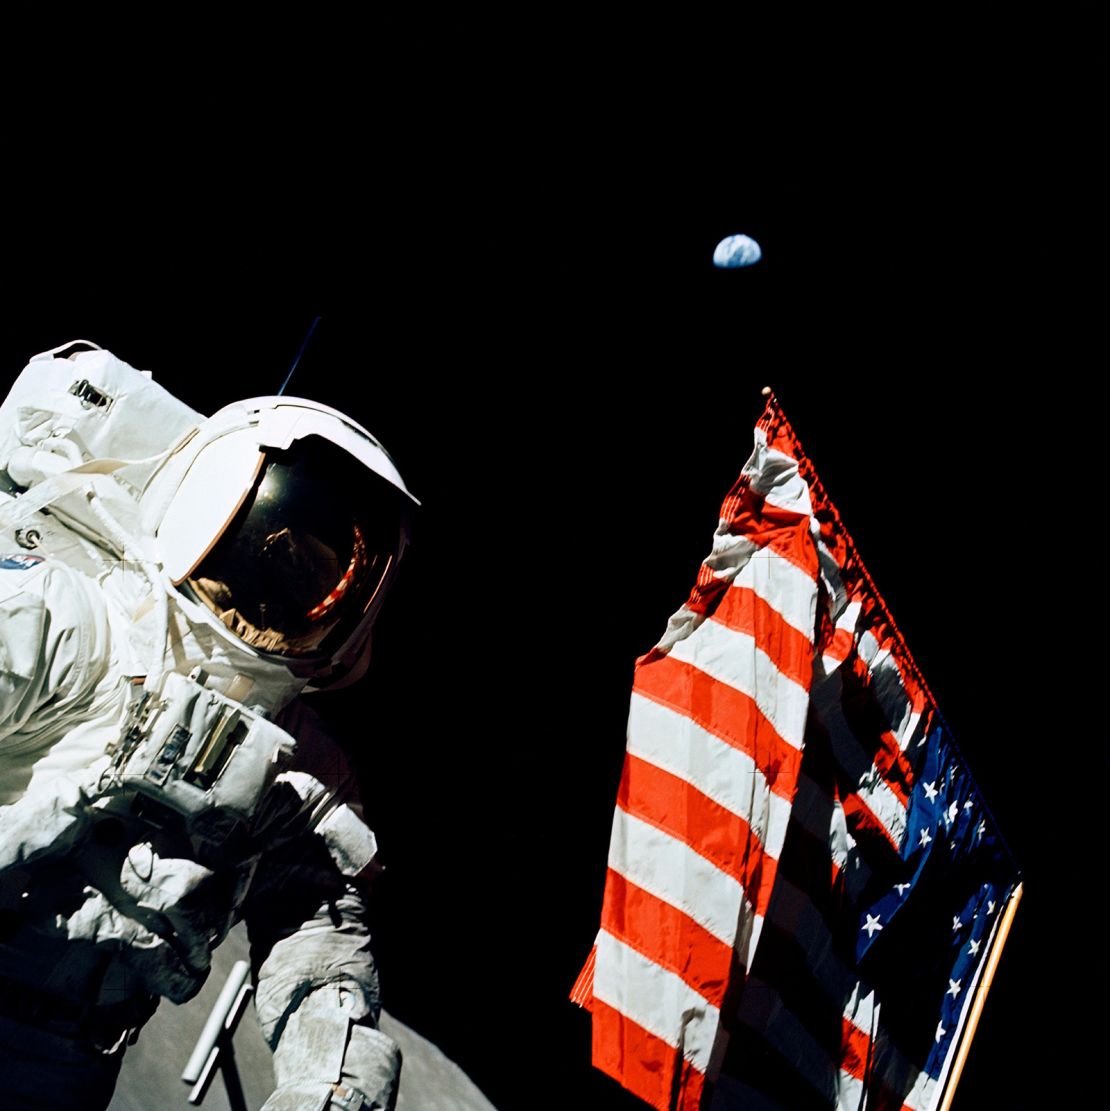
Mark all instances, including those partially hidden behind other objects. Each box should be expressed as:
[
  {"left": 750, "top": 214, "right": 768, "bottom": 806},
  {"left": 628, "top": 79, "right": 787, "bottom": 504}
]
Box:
[
  {"left": 922, "top": 780, "right": 938, "bottom": 802},
  {"left": 969, "top": 939, "right": 980, "bottom": 956},
  {"left": 919, "top": 828, "right": 932, "bottom": 848},
  {"left": 952, "top": 916, "right": 962, "bottom": 932},
  {"left": 946, "top": 801, "right": 959, "bottom": 827},
  {"left": 935, "top": 1023, "right": 946, "bottom": 1044},
  {"left": 862, "top": 914, "right": 883, "bottom": 937},
  {"left": 988, "top": 900, "right": 995, "bottom": 915},
  {"left": 964, "top": 798, "right": 974, "bottom": 811},
  {"left": 947, "top": 978, "right": 962, "bottom": 999},
  {"left": 895, "top": 883, "right": 910, "bottom": 897}
]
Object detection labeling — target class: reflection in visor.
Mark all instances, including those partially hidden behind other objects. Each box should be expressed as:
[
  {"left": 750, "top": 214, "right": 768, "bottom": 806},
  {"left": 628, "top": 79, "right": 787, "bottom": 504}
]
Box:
[
  {"left": 184, "top": 436, "right": 406, "bottom": 660},
  {"left": 306, "top": 523, "right": 367, "bottom": 622}
]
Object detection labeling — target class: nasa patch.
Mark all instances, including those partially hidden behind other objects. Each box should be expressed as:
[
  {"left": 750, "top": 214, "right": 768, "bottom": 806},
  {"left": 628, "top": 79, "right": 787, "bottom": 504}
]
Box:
[{"left": 0, "top": 553, "right": 45, "bottom": 570}]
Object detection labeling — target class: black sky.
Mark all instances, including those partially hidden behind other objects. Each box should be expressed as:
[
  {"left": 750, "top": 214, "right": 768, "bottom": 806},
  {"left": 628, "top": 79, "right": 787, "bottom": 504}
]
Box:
[{"left": 3, "top": 33, "right": 1102, "bottom": 1107}]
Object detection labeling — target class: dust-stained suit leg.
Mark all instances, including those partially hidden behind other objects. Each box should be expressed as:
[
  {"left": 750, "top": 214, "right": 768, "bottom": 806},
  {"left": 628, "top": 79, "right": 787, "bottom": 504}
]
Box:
[
  {"left": 250, "top": 888, "right": 401, "bottom": 1111},
  {"left": 246, "top": 772, "right": 401, "bottom": 1111}
]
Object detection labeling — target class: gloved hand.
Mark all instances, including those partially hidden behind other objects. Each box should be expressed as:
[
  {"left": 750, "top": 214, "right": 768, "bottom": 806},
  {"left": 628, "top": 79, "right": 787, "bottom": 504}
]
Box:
[{"left": 61, "top": 842, "right": 223, "bottom": 1003}]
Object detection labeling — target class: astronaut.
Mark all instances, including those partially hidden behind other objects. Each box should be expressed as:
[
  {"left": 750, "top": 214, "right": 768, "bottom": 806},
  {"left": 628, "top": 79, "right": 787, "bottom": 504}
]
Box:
[{"left": 0, "top": 341, "right": 417, "bottom": 1110}]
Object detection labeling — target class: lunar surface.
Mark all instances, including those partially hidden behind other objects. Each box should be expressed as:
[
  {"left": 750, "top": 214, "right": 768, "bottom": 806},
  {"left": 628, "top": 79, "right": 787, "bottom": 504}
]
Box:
[
  {"left": 712, "top": 233, "right": 762, "bottom": 268},
  {"left": 109, "top": 923, "right": 497, "bottom": 1111}
]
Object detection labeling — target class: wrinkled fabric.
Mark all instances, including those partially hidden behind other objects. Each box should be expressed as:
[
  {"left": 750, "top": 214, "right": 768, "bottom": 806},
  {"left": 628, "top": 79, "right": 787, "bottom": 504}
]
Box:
[
  {"left": 259, "top": 985, "right": 401, "bottom": 1111},
  {"left": 63, "top": 848, "right": 224, "bottom": 1003},
  {"left": 249, "top": 886, "right": 400, "bottom": 1110},
  {"left": 0, "top": 559, "right": 117, "bottom": 804}
]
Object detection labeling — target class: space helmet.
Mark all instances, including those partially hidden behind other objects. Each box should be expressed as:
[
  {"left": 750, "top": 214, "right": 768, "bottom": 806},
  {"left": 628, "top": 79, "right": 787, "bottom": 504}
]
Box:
[{"left": 141, "top": 396, "right": 417, "bottom": 683}]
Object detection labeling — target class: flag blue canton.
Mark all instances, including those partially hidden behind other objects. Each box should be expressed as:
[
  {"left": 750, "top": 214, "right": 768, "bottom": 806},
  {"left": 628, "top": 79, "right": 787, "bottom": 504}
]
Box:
[{"left": 851, "top": 720, "right": 1017, "bottom": 1085}]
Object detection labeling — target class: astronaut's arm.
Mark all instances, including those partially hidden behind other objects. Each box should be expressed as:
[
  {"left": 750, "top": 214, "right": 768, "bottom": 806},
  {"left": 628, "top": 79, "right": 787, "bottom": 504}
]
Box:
[
  {"left": 248, "top": 884, "right": 400, "bottom": 1111},
  {"left": 0, "top": 564, "right": 79, "bottom": 746},
  {"left": 244, "top": 777, "right": 400, "bottom": 1111},
  {"left": 0, "top": 561, "right": 111, "bottom": 825}
]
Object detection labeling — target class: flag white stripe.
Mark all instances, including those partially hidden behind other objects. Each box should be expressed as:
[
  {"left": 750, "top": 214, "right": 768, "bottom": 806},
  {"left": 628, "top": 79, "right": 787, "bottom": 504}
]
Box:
[
  {"left": 835, "top": 1071, "right": 867, "bottom": 1111},
  {"left": 607, "top": 808, "right": 748, "bottom": 947},
  {"left": 703, "top": 545, "right": 817, "bottom": 641},
  {"left": 701, "top": 532, "right": 759, "bottom": 580},
  {"left": 743, "top": 546, "right": 818, "bottom": 640},
  {"left": 745, "top": 429, "right": 813, "bottom": 516},
  {"left": 842, "top": 983, "right": 877, "bottom": 1037},
  {"left": 594, "top": 929, "right": 721, "bottom": 1076},
  {"left": 903, "top": 1070, "right": 940, "bottom": 1111},
  {"left": 668, "top": 618, "right": 810, "bottom": 750},
  {"left": 857, "top": 772, "right": 909, "bottom": 847},
  {"left": 833, "top": 599, "right": 862, "bottom": 642},
  {"left": 627, "top": 692, "right": 794, "bottom": 859}
]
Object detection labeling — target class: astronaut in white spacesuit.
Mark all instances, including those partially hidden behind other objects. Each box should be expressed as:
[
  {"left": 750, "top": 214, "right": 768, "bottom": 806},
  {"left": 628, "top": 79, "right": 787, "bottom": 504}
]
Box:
[{"left": 0, "top": 341, "right": 416, "bottom": 1110}]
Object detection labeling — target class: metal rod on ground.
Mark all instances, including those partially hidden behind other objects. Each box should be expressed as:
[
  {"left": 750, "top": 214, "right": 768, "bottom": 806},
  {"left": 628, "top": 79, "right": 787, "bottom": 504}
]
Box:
[
  {"left": 182, "top": 959, "right": 254, "bottom": 1109},
  {"left": 938, "top": 881, "right": 1024, "bottom": 1111}
]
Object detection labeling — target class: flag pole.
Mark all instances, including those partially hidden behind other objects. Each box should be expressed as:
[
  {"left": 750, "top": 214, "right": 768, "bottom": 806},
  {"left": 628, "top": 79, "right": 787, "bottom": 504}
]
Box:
[{"left": 937, "top": 882, "right": 1023, "bottom": 1111}]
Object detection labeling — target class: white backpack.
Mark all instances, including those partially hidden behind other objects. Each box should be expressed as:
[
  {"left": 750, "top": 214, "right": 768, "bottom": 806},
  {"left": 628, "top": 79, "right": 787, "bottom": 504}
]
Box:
[{"left": 0, "top": 340, "right": 202, "bottom": 554}]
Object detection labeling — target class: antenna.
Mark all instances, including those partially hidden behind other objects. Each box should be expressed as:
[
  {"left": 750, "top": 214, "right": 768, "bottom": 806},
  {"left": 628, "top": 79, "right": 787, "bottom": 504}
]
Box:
[{"left": 278, "top": 315, "right": 322, "bottom": 396}]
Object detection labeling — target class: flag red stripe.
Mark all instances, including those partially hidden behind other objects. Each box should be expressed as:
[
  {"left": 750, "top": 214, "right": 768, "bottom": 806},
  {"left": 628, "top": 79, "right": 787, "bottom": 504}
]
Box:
[
  {"left": 760, "top": 411, "right": 800, "bottom": 459},
  {"left": 840, "top": 792, "right": 900, "bottom": 853},
  {"left": 602, "top": 870, "right": 738, "bottom": 1009},
  {"left": 570, "top": 944, "right": 597, "bottom": 1010},
  {"left": 591, "top": 997, "right": 707, "bottom": 1111},
  {"left": 840, "top": 1017, "right": 917, "bottom": 1111},
  {"left": 714, "top": 474, "right": 816, "bottom": 577},
  {"left": 873, "top": 730, "right": 914, "bottom": 807},
  {"left": 709, "top": 585, "right": 814, "bottom": 691},
  {"left": 633, "top": 654, "right": 803, "bottom": 801},
  {"left": 840, "top": 1014, "right": 872, "bottom": 1082},
  {"left": 760, "top": 520, "right": 820, "bottom": 580},
  {"left": 618, "top": 753, "right": 779, "bottom": 918},
  {"left": 824, "top": 626, "right": 854, "bottom": 663}
]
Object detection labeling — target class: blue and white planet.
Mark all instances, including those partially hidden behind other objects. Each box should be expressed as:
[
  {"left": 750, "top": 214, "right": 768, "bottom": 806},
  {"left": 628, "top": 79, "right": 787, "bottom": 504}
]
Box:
[{"left": 713, "top": 234, "right": 762, "bottom": 269}]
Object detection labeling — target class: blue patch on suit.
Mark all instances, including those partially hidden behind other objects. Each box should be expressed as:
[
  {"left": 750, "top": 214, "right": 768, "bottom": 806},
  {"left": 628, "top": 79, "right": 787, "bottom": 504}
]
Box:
[{"left": 0, "top": 554, "right": 45, "bottom": 569}]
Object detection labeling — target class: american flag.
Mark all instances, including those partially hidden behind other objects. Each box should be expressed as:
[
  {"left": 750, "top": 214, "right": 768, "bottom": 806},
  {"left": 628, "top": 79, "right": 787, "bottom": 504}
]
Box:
[{"left": 572, "top": 396, "right": 1020, "bottom": 1111}]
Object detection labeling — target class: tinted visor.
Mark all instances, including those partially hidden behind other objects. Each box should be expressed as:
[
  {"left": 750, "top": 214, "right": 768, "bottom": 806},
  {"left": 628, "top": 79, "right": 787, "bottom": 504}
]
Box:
[{"left": 187, "top": 435, "right": 406, "bottom": 658}]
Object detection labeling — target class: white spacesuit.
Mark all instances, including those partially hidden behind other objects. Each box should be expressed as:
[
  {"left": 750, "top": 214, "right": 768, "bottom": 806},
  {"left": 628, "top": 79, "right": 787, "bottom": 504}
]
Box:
[{"left": 0, "top": 341, "right": 417, "bottom": 1110}]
